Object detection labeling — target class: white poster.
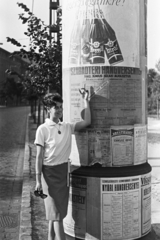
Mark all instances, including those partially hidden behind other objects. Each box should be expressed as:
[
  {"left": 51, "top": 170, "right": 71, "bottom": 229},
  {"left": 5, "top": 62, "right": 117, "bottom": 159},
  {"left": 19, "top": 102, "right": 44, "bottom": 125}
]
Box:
[
  {"left": 134, "top": 124, "right": 147, "bottom": 165},
  {"left": 63, "top": 0, "right": 140, "bottom": 68},
  {"left": 101, "top": 177, "right": 141, "bottom": 240},
  {"left": 64, "top": 176, "right": 87, "bottom": 238},
  {"left": 70, "top": 128, "right": 111, "bottom": 166},
  {"left": 88, "top": 129, "right": 111, "bottom": 166},
  {"left": 70, "top": 130, "right": 88, "bottom": 166},
  {"left": 111, "top": 126, "right": 134, "bottom": 166},
  {"left": 141, "top": 173, "right": 151, "bottom": 235},
  {"left": 69, "top": 67, "right": 142, "bottom": 127}
]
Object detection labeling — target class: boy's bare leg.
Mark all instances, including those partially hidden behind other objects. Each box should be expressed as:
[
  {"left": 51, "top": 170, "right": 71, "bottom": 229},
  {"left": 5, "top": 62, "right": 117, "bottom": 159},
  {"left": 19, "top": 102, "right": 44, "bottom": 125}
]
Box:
[
  {"left": 54, "top": 221, "right": 66, "bottom": 240},
  {"left": 48, "top": 220, "right": 55, "bottom": 240}
]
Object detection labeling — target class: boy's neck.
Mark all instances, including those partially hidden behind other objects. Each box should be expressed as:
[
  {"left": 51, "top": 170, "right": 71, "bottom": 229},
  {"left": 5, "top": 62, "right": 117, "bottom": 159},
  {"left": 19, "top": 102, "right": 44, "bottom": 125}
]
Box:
[{"left": 50, "top": 117, "right": 59, "bottom": 124}]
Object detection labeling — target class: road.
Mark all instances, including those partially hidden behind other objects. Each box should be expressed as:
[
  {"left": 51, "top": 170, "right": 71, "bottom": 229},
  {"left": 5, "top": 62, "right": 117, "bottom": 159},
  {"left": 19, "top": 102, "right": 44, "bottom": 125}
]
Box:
[{"left": 0, "top": 106, "right": 30, "bottom": 240}]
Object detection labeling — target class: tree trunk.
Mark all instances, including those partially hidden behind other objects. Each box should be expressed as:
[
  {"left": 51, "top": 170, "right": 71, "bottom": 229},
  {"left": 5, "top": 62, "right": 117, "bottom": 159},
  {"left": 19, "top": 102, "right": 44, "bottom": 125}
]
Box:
[{"left": 37, "top": 99, "right": 41, "bottom": 127}]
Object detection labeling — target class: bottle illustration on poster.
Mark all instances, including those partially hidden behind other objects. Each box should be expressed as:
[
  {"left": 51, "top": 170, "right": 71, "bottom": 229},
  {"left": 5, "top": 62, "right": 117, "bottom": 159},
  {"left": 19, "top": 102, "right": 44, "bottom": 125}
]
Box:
[{"left": 69, "top": 0, "right": 124, "bottom": 66}]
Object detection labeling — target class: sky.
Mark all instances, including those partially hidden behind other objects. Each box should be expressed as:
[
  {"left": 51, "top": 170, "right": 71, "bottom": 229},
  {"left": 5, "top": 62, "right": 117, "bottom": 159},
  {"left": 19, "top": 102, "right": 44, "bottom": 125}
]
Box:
[
  {"left": 147, "top": 0, "right": 160, "bottom": 69},
  {"left": 0, "top": 0, "right": 49, "bottom": 52},
  {"left": 0, "top": 0, "right": 160, "bottom": 69}
]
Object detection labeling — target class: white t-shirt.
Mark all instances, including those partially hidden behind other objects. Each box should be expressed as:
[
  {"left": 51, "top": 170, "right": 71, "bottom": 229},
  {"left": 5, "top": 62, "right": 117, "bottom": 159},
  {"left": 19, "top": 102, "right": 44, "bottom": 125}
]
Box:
[{"left": 34, "top": 118, "right": 75, "bottom": 166}]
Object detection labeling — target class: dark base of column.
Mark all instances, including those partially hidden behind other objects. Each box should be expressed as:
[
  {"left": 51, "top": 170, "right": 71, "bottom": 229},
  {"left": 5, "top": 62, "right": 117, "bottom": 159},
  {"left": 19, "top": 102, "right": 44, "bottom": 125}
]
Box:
[{"left": 65, "top": 231, "right": 151, "bottom": 240}]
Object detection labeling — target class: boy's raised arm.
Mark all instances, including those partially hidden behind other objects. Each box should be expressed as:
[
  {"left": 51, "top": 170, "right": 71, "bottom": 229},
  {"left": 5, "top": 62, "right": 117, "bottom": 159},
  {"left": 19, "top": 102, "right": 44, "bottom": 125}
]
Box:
[{"left": 75, "top": 88, "right": 91, "bottom": 131}]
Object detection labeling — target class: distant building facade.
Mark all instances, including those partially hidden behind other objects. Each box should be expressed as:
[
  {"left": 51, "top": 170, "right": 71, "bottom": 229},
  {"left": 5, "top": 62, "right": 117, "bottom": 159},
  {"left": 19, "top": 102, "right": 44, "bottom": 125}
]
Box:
[{"left": 0, "top": 47, "right": 28, "bottom": 105}]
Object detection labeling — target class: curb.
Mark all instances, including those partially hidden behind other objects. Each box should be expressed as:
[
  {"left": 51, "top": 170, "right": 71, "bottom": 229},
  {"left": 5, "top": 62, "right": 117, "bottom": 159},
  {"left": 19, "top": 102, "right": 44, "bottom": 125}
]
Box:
[{"left": 19, "top": 115, "right": 32, "bottom": 240}]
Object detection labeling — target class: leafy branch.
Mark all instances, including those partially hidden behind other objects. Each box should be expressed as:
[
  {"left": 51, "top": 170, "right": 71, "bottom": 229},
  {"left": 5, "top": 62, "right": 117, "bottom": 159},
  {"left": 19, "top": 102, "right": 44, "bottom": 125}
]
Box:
[{"left": 6, "top": 2, "right": 62, "bottom": 97}]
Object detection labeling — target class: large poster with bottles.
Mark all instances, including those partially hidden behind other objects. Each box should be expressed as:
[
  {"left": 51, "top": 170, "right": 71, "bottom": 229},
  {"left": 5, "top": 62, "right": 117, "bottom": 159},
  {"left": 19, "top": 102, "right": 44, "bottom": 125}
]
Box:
[{"left": 63, "top": 0, "right": 140, "bottom": 68}]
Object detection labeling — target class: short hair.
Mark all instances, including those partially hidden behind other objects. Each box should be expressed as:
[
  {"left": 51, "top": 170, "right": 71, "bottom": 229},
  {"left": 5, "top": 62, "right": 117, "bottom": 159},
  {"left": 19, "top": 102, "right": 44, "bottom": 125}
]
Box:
[{"left": 42, "top": 93, "right": 63, "bottom": 108}]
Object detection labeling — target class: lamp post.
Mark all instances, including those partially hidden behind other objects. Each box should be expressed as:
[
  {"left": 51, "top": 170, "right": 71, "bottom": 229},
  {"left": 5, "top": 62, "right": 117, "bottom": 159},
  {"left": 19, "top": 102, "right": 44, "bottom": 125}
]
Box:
[{"left": 32, "top": 0, "right": 34, "bottom": 13}]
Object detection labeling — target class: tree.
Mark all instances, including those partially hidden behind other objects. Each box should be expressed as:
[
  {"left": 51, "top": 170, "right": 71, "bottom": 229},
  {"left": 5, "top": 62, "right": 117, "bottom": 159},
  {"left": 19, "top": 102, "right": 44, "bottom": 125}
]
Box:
[
  {"left": 147, "top": 68, "right": 158, "bottom": 98},
  {"left": 6, "top": 2, "right": 62, "bottom": 125},
  {"left": 147, "top": 68, "right": 160, "bottom": 114},
  {"left": 6, "top": 2, "right": 62, "bottom": 97}
]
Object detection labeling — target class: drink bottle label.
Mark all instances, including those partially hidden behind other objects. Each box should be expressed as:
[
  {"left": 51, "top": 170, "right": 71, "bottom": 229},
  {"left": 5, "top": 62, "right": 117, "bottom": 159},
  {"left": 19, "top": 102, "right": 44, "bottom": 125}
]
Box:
[
  {"left": 68, "top": 1, "right": 124, "bottom": 66},
  {"left": 68, "top": 8, "right": 82, "bottom": 65},
  {"left": 81, "top": 41, "right": 91, "bottom": 64},
  {"left": 104, "top": 38, "right": 123, "bottom": 65},
  {"left": 89, "top": 38, "right": 105, "bottom": 64}
]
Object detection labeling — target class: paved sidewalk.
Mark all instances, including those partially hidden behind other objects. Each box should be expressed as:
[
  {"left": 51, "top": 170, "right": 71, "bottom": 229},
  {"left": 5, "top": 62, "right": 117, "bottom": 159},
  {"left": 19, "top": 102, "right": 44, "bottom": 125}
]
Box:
[
  {"left": 19, "top": 116, "right": 160, "bottom": 240},
  {"left": 19, "top": 115, "right": 47, "bottom": 240}
]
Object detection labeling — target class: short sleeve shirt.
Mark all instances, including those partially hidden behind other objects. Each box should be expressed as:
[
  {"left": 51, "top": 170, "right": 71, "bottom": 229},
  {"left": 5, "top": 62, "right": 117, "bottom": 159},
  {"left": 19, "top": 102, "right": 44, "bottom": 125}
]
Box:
[{"left": 34, "top": 118, "right": 75, "bottom": 166}]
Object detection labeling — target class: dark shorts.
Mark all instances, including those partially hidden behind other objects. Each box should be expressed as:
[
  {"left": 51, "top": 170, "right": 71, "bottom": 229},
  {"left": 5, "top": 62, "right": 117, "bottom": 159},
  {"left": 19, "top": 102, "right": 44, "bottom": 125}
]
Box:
[{"left": 42, "top": 162, "right": 69, "bottom": 221}]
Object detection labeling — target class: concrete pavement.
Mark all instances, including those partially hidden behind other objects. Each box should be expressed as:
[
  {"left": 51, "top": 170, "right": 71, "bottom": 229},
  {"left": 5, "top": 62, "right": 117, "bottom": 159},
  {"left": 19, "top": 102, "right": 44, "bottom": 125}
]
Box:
[{"left": 19, "top": 115, "right": 160, "bottom": 240}]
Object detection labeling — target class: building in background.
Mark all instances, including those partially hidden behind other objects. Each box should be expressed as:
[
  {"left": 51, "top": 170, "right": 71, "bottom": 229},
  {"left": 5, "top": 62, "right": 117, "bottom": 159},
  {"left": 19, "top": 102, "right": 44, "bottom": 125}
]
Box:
[{"left": 0, "top": 47, "right": 28, "bottom": 106}]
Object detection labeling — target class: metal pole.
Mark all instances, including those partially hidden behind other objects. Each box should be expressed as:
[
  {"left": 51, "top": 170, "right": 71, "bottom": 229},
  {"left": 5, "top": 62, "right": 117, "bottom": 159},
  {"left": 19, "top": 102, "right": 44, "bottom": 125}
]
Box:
[
  {"left": 49, "top": 0, "right": 52, "bottom": 44},
  {"left": 32, "top": 0, "right": 34, "bottom": 13}
]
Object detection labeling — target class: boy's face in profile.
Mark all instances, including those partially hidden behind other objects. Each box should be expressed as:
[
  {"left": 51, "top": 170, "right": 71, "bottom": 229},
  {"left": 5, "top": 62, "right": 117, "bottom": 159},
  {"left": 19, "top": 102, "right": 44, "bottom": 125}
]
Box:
[{"left": 49, "top": 101, "right": 63, "bottom": 119}]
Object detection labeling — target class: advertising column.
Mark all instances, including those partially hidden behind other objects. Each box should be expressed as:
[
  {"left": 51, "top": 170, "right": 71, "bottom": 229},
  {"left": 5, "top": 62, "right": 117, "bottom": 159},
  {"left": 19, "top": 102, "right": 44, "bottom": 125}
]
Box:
[
  {"left": 62, "top": 0, "right": 149, "bottom": 239},
  {"left": 63, "top": 0, "right": 147, "bottom": 167}
]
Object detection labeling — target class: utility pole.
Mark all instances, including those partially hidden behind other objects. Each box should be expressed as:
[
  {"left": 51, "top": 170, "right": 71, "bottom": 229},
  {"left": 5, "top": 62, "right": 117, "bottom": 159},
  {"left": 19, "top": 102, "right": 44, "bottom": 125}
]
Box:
[
  {"left": 49, "top": 0, "right": 59, "bottom": 44},
  {"left": 48, "top": 0, "right": 61, "bottom": 93},
  {"left": 32, "top": 0, "right": 34, "bottom": 13}
]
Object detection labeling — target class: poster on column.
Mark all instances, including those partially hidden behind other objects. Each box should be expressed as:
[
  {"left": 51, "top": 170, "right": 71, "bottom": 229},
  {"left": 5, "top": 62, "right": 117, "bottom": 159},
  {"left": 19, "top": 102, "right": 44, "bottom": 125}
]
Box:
[
  {"left": 110, "top": 126, "right": 134, "bottom": 166},
  {"left": 101, "top": 176, "right": 141, "bottom": 240},
  {"left": 141, "top": 173, "right": 151, "bottom": 236},
  {"left": 88, "top": 129, "right": 111, "bottom": 166},
  {"left": 69, "top": 66, "right": 142, "bottom": 127},
  {"left": 64, "top": 176, "right": 87, "bottom": 238},
  {"left": 70, "top": 130, "right": 89, "bottom": 166},
  {"left": 134, "top": 124, "right": 147, "bottom": 165},
  {"left": 70, "top": 128, "right": 111, "bottom": 166},
  {"left": 63, "top": 0, "right": 140, "bottom": 68}
]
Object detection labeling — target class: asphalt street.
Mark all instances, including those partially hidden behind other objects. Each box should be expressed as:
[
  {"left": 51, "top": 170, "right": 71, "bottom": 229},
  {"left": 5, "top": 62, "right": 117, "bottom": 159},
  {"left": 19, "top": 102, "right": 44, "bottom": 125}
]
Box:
[{"left": 0, "top": 106, "right": 30, "bottom": 240}]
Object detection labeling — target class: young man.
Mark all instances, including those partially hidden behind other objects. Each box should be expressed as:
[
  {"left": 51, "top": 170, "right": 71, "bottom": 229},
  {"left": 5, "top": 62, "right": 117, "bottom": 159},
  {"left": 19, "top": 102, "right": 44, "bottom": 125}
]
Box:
[{"left": 34, "top": 88, "right": 91, "bottom": 240}]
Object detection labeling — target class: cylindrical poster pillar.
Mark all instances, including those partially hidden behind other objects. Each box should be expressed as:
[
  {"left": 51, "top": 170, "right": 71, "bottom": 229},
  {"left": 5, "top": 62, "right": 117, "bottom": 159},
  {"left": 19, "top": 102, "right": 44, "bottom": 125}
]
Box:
[{"left": 62, "top": 0, "right": 150, "bottom": 239}]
